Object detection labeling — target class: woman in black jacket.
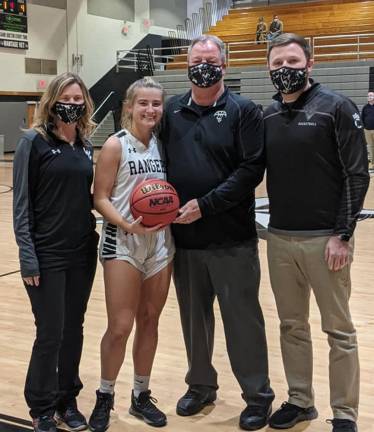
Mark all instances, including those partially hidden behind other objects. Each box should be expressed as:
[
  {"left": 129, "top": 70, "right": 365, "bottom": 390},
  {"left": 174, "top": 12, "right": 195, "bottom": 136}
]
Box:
[{"left": 13, "top": 72, "right": 99, "bottom": 432}]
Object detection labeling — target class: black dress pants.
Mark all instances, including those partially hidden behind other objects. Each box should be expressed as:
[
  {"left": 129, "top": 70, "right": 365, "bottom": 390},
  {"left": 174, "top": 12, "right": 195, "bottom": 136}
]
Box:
[
  {"left": 173, "top": 240, "right": 274, "bottom": 408},
  {"left": 24, "top": 257, "right": 96, "bottom": 418}
]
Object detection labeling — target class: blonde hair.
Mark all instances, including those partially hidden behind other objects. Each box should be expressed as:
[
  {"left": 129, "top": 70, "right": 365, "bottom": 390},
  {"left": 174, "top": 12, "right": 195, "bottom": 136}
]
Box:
[
  {"left": 121, "top": 77, "right": 165, "bottom": 130},
  {"left": 33, "top": 72, "right": 95, "bottom": 139}
]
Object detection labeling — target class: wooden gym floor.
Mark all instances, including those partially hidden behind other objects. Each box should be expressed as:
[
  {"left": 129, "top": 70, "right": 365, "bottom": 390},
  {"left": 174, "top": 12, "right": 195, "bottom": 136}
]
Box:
[{"left": 0, "top": 154, "right": 373, "bottom": 432}]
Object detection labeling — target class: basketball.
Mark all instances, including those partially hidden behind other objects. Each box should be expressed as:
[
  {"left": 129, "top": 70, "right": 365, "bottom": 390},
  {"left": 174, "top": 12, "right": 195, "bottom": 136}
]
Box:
[{"left": 130, "top": 179, "right": 180, "bottom": 227}]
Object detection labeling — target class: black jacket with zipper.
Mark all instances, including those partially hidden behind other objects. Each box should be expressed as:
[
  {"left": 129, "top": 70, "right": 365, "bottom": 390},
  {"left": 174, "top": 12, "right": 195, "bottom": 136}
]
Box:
[
  {"left": 264, "top": 81, "right": 369, "bottom": 237},
  {"left": 162, "top": 87, "right": 265, "bottom": 249},
  {"left": 13, "top": 128, "right": 97, "bottom": 277}
]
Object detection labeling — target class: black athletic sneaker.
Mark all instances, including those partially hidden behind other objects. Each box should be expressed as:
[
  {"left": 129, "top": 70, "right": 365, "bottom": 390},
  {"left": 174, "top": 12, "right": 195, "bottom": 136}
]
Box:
[
  {"left": 32, "top": 416, "right": 57, "bottom": 432},
  {"left": 129, "top": 390, "right": 167, "bottom": 427},
  {"left": 55, "top": 404, "right": 88, "bottom": 431},
  {"left": 176, "top": 386, "right": 217, "bottom": 416},
  {"left": 327, "top": 418, "right": 358, "bottom": 432},
  {"left": 239, "top": 405, "right": 272, "bottom": 431},
  {"left": 88, "top": 390, "right": 114, "bottom": 432},
  {"left": 269, "top": 401, "right": 318, "bottom": 429}
]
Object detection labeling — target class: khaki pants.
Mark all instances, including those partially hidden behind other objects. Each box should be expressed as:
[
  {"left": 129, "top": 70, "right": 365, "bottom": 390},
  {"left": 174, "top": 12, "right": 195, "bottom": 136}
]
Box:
[
  {"left": 267, "top": 232, "right": 359, "bottom": 421},
  {"left": 364, "top": 129, "right": 374, "bottom": 163}
]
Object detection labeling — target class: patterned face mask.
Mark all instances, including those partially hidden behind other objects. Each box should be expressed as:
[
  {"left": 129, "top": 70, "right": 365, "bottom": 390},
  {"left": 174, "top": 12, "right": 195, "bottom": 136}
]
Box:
[
  {"left": 53, "top": 102, "right": 86, "bottom": 124},
  {"left": 188, "top": 63, "right": 223, "bottom": 88},
  {"left": 270, "top": 66, "right": 308, "bottom": 94}
]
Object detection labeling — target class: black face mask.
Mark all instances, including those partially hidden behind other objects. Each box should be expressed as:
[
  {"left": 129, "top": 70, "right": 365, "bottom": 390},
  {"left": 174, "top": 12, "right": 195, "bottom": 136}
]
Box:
[
  {"left": 270, "top": 66, "right": 308, "bottom": 94},
  {"left": 53, "top": 102, "right": 86, "bottom": 124},
  {"left": 188, "top": 63, "right": 223, "bottom": 88}
]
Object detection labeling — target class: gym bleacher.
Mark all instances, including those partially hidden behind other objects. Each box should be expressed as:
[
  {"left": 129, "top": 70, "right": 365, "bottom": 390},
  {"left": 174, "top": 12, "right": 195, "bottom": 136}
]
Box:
[{"left": 147, "top": 0, "right": 374, "bottom": 113}]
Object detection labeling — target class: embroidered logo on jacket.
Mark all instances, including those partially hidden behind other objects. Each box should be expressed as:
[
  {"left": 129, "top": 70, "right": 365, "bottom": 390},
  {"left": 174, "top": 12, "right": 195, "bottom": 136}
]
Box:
[
  {"left": 83, "top": 147, "right": 92, "bottom": 160},
  {"left": 298, "top": 121, "right": 317, "bottom": 127},
  {"left": 51, "top": 149, "right": 61, "bottom": 155},
  {"left": 214, "top": 110, "right": 227, "bottom": 123},
  {"left": 352, "top": 113, "right": 363, "bottom": 129}
]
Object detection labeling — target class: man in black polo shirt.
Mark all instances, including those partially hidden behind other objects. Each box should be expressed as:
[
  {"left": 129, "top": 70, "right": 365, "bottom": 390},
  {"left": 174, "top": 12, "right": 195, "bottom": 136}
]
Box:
[
  {"left": 162, "top": 35, "right": 274, "bottom": 430},
  {"left": 264, "top": 33, "right": 369, "bottom": 432}
]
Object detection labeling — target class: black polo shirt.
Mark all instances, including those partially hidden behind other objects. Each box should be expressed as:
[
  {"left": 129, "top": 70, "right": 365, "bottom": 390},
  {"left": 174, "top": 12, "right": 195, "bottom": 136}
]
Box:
[
  {"left": 162, "top": 87, "right": 265, "bottom": 249},
  {"left": 13, "top": 128, "right": 97, "bottom": 276}
]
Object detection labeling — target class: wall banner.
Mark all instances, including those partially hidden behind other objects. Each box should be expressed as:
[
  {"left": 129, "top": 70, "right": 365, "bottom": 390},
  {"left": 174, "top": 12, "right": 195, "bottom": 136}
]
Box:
[{"left": 0, "top": 1, "right": 28, "bottom": 50}]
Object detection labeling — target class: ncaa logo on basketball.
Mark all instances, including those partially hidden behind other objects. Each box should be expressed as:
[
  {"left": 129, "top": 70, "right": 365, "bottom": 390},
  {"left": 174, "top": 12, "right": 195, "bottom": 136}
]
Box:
[
  {"left": 214, "top": 110, "right": 227, "bottom": 123},
  {"left": 149, "top": 196, "right": 174, "bottom": 207}
]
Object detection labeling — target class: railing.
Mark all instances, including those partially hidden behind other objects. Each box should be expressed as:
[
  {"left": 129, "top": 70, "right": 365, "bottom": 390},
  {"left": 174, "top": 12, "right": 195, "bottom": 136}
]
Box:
[
  {"left": 167, "top": 0, "right": 232, "bottom": 52},
  {"left": 116, "top": 0, "right": 232, "bottom": 74},
  {"left": 92, "top": 91, "right": 115, "bottom": 119},
  {"left": 116, "top": 33, "right": 372, "bottom": 70},
  {"left": 116, "top": 48, "right": 167, "bottom": 73},
  {"left": 313, "top": 33, "right": 374, "bottom": 60},
  {"left": 232, "top": 0, "right": 333, "bottom": 6},
  {"left": 226, "top": 37, "right": 312, "bottom": 65},
  {"left": 91, "top": 91, "right": 115, "bottom": 124}
]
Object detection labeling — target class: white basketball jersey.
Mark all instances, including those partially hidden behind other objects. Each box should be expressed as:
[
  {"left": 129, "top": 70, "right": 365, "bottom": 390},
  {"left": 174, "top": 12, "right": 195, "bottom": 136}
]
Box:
[
  {"left": 109, "top": 129, "right": 167, "bottom": 221},
  {"left": 100, "top": 129, "right": 175, "bottom": 264},
  {"left": 100, "top": 129, "right": 174, "bottom": 263}
]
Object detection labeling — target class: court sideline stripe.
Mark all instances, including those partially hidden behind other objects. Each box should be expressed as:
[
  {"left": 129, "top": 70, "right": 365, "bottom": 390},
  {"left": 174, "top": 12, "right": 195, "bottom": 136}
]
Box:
[
  {"left": 0, "top": 413, "right": 31, "bottom": 427},
  {"left": 0, "top": 270, "right": 20, "bottom": 278}
]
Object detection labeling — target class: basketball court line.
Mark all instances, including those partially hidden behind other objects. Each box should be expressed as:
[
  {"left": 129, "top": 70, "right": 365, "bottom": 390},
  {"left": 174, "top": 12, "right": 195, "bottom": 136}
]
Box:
[
  {"left": 0, "top": 270, "right": 20, "bottom": 278},
  {"left": 0, "top": 412, "right": 66, "bottom": 432},
  {"left": 0, "top": 185, "right": 12, "bottom": 194}
]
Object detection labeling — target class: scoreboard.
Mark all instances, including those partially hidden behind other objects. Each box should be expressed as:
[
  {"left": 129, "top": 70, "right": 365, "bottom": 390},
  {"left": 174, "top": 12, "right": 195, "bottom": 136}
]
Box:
[
  {"left": 0, "top": 1, "right": 26, "bottom": 14},
  {"left": 0, "top": 0, "right": 28, "bottom": 49}
]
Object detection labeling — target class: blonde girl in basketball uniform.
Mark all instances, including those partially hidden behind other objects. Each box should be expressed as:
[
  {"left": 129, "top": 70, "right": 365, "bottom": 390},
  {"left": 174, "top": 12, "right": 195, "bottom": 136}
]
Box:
[{"left": 88, "top": 78, "right": 174, "bottom": 431}]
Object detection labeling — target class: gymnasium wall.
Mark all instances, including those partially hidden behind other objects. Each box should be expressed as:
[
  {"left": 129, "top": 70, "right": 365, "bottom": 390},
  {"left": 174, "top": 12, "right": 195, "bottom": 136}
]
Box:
[
  {"left": 87, "top": 0, "right": 135, "bottom": 21},
  {"left": 0, "top": 0, "right": 186, "bottom": 93},
  {"left": 0, "top": 4, "right": 67, "bottom": 93},
  {"left": 28, "top": 0, "right": 66, "bottom": 8},
  {"left": 150, "top": 0, "right": 187, "bottom": 28},
  {"left": 0, "top": 0, "right": 189, "bottom": 151},
  {"left": 0, "top": 103, "right": 27, "bottom": 152},
  {"left": 187, "top": 0, "right": 204, "bottom": 19}
]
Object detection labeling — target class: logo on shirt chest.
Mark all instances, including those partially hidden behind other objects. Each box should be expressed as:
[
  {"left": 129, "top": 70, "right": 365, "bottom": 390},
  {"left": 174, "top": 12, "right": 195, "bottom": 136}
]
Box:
[
  {"left": 298, "top": 121, "right": 317, "bottom": 127},
  {"left": 51, "top": 149, "right": 61, "bottom": 155},
  {"left": 83, "top": 147, "right": 92, "bottom": 160},
  {"left": 352, "top": 113, "right": 363, "bottom": 129},
  {"left": 214, "top": 110, "right": 227, "bottom": 123}
]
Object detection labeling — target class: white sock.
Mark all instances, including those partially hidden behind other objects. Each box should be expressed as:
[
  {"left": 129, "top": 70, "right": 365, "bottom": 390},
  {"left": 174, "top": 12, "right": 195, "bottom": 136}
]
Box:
[
  {"left": 99, "top": 378, "right": 116, "bottom": 395},
  {"left": 133, "top": 374, "right": 150, "bottom": 398}
]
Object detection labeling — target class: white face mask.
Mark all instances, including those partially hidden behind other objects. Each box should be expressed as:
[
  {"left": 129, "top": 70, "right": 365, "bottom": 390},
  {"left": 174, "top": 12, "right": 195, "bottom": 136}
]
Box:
[{"left": 368, "top": 95, "right": 374, "bottom": 102}]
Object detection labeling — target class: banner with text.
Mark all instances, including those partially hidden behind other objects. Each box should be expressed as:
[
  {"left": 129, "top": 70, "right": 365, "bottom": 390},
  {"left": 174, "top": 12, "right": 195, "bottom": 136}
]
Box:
[{"left": 0, "top": 1, "right": 28, "bottom": 50}]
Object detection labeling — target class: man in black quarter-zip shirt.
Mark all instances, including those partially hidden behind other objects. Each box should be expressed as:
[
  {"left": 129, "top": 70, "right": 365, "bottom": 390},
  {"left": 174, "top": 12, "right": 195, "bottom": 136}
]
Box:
[
  {"left": 162, "top": 35, "right": 274, "bottom": 431},
  {"left": 264, "top": 33, "right": 369, "bottom": 432}
]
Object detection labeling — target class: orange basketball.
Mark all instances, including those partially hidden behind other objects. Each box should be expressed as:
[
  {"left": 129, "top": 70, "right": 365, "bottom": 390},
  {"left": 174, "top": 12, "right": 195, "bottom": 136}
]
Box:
[{"left": 130, "top": 179, "right": 180, "bottom": 227}]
